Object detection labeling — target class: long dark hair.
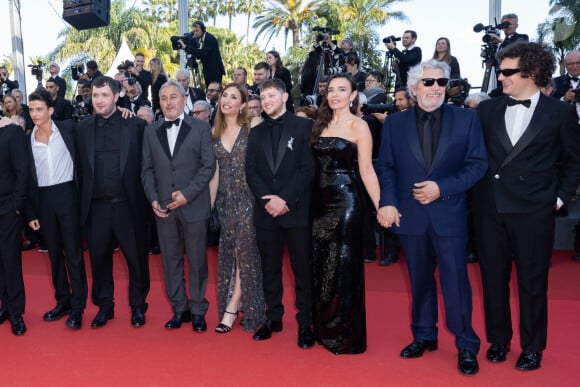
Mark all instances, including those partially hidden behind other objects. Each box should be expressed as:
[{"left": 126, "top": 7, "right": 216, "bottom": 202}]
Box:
[
  {"left": 212, "top": 83, "right": 249, "bottom": 140},
  {"left": 311, "top": 73, "right": 358, "bottom": 144}
]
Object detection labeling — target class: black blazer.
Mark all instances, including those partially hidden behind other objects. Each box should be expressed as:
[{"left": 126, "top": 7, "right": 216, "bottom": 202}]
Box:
[
  {"left": 245, "top": 112, "right": 314, "bottom": 229},
  {"left": 552, "top": 73, "right": 576, "bottom": 100},
  {"left": 25, "top": 120, "right": 77, "bottom": 222},
  {"left": 390, "top": 46, "right": 422, "bottom": 86},
  {"left": 186, "top": 32, "right": 226, "bottom": 85},
  {"left": 74, "top": 111, "right": 150, "bottom": 226},
  {"left": 474, "top": 93, "right": 580, "bottom": 214},
  {"left": 0, "top": 124, "right": 28, "bottom": 215},
  {"left": 52, "top": 97, "right": 74, "bottom": 121}
]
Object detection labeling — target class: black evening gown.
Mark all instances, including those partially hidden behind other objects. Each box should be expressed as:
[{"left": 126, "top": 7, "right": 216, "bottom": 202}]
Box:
[{"left": 311, "top": 136, "right": 367, "bottom": 354}]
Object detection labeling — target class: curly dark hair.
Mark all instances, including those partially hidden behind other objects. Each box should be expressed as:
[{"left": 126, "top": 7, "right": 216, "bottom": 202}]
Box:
[
  {"left": 311, "top": 73, "right": 358, "bottom": 144},
  {"left": 496, "top": 41, "right": 555, "bottom": 88}
]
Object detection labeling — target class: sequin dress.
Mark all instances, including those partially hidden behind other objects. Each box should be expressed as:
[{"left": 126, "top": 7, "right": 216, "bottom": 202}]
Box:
[
  {"left": 214, "top": 126, "right": 266, "bottom": 332},
  {"left": 311, "top": 136, "right": 367, "bottom": 354}
]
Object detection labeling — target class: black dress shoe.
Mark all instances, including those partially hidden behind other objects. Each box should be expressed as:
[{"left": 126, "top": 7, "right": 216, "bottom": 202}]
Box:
[
  {"left": 43, "top": 303, "right": 72, "bottom": 322},
  {"left": 0, "top": 307, "right": 9, "bottom": 324},
  {"left": 91, "top": 308, "right": 114, "bottom": 328},
  {"left": 466, "top": 251, "right": 479, "bottom": 264},
  {"left": 131, "top": 307, "right": 146, "bottom": 327},
  {"left": 364, "top": 254, "right": 376, "bottom": 263},
  {"left": 253, "top": 320, "right": 283, "bottom": 341},
  {"left": 298, "top": 324, "right": 315, "bottom": 349},
  {"left": 486, "top": 343, "right": 510, "bottom": 362},
  {"left": 65, "top": 309, "right": 83, "bottom": 330},
  {"left": 165, "top": 311, "right": 192, "bottom": 329},
  {"left": 10, "top": 315, "right": 27, "bottom": 336},
  {"left": 515, "top": 351, "right": 542, "bottom": 371},
  {"left": 22, "top": 240, "right": 37, "bottom": 251},
  {"left": 192, "top": 314, "right": 207, "bottom": 332},
  {"left": 400, "top": 339, "right": 438, "bottom": 358},
  {"left": 458, "top": 348, "right": 479, "bottom": 376}
]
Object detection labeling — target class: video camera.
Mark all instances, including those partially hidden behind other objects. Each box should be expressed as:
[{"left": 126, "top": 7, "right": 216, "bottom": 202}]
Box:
[
  {"left": 382, "top": 36, "right": 401, "bottom": 44},
  {"left": 446, "top": 78, "right": 471, "bottom": 106},
  {"left": 473, "top": 20, "right": 510, "bottom": 44},
  {"left": 72, "top": 94, "right": 92, "bottom": 121},
  {"left": 313, "top": 26, "right": 340, "bottom": 47},
  {"left": 72, "top": 62, "right": 84, "bottom": 75},
  {"left": 117, "top": 60, "right": 137, "bottom": 85},
  {"left": 171, "top": 33, "right": 196, "bottom": 50},
  {"left": 28, "top": 60, "right": 44, "bottom": 83}
]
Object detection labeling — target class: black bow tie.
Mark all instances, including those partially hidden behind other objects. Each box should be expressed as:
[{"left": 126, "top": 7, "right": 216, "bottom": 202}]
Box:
[
  {"left": 265, "top": 115, "right": 284, "bottom": 127},
  {"left": 163, "top": 118, "right": 180, "bottom": 129},
  {"left": 568, "top": 75, "right": 579, "bottom": 82},
  {"left": 507, "top": 98, "right": 531, "bottom": 108}
]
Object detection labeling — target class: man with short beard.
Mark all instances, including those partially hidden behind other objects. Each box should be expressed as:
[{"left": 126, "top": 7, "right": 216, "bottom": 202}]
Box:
[{"left": 245, "top": 78, "right": 315, "bottom": 349}]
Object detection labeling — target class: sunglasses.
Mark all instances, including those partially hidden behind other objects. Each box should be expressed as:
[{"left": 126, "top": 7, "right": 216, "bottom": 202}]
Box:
[
  {"left": 421, "top": 78, "right": 449, "bottom": 87},
  {"left": 496, "top": 68, "right": 521, "bottom": 77}
]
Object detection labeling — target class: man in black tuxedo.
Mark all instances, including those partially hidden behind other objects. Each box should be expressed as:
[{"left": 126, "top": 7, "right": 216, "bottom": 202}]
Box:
[
  {"left": 552, "top": 50, "right": 580, "bottom": 101},
  {"left": 0, "top": 118, "right": 28, "bottom": 336},
  {"left": 45, "top": 78, "right": 73, "bottom": 121},
  {"left": 246, "top": 79, "right": 315, "bottom": 348},
  {"left": 175, "top": 69, "right": 206, "bottom": 116},
  {"left": 180, "top": 20, "right": 225, "bottom": 86},
  {"left": 474, "top": 42, "right": 580, "bottom": 371},
  {"left": 384, "top": 30, "right": 422, "bottom": 87},
  {"left": 75, "top": 76, "right": 150, "bottom": 329},
  {"left": 25, "top": 89, "right": 87, "bottom": 329}
]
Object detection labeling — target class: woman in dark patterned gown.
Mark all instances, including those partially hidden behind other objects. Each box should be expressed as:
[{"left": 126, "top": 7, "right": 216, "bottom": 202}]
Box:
[
  {"left": 310, "top": 74, "right": 381, "bottom": 354},
  {"left": 210, "top": 83, "right": 266, "bottom": 333}
]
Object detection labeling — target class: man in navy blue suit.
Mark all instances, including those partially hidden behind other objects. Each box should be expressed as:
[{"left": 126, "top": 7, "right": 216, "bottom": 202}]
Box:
[{"left": 376, "top": 59, "right": 487, "bottom": 376}]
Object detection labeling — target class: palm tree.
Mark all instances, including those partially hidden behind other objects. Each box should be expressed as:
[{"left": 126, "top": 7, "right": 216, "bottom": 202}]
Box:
[
  {"left": 537, "top": 0, "right": 580, "bottom": 73},
  {"left": 220, "top": 0, "right": 238, "bottom": 30},
  {"left": 238, "top": 0, "right": 265, "bottom": 44},
  {"left": 253, "top": 0, "right": 321, "bottom": 49}
]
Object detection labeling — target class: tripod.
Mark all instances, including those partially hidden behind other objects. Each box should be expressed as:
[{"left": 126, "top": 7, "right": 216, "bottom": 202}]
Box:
[
  {"left": 383, "top": 51, "right": 399, "bottom": 95},
  {"left": 186, "top": 56, "right": 203, "bottom": 91},
  {"left": 480, "top": 43, "right": 498, "bottom": 93}
]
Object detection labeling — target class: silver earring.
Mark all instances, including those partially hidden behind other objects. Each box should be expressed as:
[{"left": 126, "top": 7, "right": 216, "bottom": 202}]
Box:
[{"left": 349, "top": 100, "right": 353, "bottom": 108}]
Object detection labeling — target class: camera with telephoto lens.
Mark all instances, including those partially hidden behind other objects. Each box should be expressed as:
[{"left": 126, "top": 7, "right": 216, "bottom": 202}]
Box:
[
  {"left": 361, "top": 103, "right": 395, "bottom": 115},
  {"left": 300, "top": 94, "right": 318, "bottom": 107},
  {"left": 72, "top": 95, "right": 92, "bottom": 121},
  {"left": 382, "top": 36, "right": 401, "bottom": 44},
  {"left": 313, "top": 26, "right": 340, "bottom": 47},
  {"left": 171, "top": 33, "right": 196, "bottom": 50},
  {"left": 72, "top": 62, "right": 84, "bottom": 75}
]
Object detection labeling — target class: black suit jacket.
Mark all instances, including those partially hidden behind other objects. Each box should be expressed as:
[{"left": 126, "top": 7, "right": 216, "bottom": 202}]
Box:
[
  {"left": 552, "top": 73, "right": 577, "bottom": 100},
  {"left": 53, "top": 75, "right": 67, "bottom": 99},
  {"left": 185, "top": 32, "right": 225, "bottom": 85},
  {"left": 390, "top": 46, "right": 422, "bottom": 86},
  {"left": 245, "top": 112, "right": 314, "bottom": 229},
  {"left": 474, "top": 94, "right": 580, "bottom": 214},
  {"left": 0, "top": 124, "right": 28, "bottom": 215},
  {"left": 25, "top": 120, "right": 77, "bottom": 222},
  {"left": 499, "top": 32, "right": 529, "bottom": 50},
  {"left": 52, "top": 97, "right": 74, "bottom": 121},
  {"left": 74, "top": 111, "right": 150, "bottom": 226}
]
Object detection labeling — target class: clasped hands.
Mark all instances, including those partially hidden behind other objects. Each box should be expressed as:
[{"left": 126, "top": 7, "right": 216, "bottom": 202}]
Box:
[
  {"left": 152, "top": 190, "right": 188, "bottom": 218},
  {"left": 262, "top": 195, "right": 289, "bottom": 218},
  {"left": 377, "top": 181, "right": 440, "bottom": 228}
]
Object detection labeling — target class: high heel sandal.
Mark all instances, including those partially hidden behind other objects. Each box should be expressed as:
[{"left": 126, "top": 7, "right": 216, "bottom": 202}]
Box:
[{"left": 215, "top": 310, "right": 238, "bottom": 334}]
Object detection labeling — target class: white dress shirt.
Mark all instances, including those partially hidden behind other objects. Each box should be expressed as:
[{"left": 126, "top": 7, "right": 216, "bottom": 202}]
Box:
[
  {"left": 31, "top": 123, "right": 74, "bottom": 187},
  {"left": 505, "top": 91, "right": 540, "bottom": 146},
  {"left": 166, "top": 113, "right": 185, "bottom": 156}
]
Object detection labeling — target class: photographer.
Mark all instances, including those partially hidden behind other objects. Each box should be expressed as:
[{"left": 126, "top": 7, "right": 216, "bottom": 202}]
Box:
[
  {"left": 178, "top": 20, "right": 225, "bottom": 86},
  {"left": 72, "top": 79, "right": 93, "bottom": 117},
  {"left": 71, "top": 60, "right": 103, "bottom": 83},
  {"left": 384, "top": 30, "right": 422, "bottom": 87},
  {"left": 0, "top": 66, "right": 19, "bottom": 97},
  {"left": 345, "top": 53, "right": 366, "bottom": 92},
  {"left": 300, "top": 29, "right": 345, "bottom": 97},
  {"left": 48, "top": 63, "right": 67, "bottom": 99},
  {"left": 485, "top": 13, "right": 528, "bottom": 52}
]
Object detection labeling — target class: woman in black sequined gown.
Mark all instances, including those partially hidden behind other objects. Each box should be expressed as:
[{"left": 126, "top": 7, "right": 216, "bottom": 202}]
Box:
[{"left": 310, "top": 74, "right": 381, "bottom": 354}]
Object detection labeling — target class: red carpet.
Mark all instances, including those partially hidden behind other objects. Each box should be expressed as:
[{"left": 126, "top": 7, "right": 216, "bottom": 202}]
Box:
[{"left": 2, "top": 247, "right": 579, "bottom": 386}]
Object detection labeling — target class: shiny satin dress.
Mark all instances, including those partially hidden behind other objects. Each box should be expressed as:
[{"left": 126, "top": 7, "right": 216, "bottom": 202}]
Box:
[{"left": 311, "top": 136, "right": 367, "bottom": 354}]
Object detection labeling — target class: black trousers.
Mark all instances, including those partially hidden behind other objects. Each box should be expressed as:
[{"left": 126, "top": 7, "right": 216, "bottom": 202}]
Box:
[
  {"left": 475, "top": 208, "right": 553, "bottom": 352},
  {"left": 0, "top": 211, "right": 25, "bottom": 315},
  {"left": 38, "top": 182, "right": 88, "bottom": 310},
  {"left": 86, "top": 200, "right": 148, "bottom": 310},
  {"left": 255, "top": 225, "right": 313, "bottom": 325}
]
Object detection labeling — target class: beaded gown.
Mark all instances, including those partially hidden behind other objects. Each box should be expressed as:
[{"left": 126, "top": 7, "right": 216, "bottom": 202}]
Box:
[
  {"left": 311, "top": 136, "right": 367, "bottom": 354},
  {"left": 214, "top": 126, "right": 266, "bottom": 332}
]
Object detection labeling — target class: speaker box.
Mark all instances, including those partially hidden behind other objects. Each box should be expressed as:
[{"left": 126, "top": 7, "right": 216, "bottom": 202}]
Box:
[{"left": 63, "top": 1, "right": 110, "bottom": 30}]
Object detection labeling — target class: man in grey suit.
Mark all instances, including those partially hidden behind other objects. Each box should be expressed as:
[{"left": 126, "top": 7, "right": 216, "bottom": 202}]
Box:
[{"left": 141, "top": 81, "right": 216, "bottom": 331}]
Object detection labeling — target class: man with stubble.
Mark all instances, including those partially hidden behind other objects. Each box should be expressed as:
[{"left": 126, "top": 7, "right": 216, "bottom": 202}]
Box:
[{"left": 245, "top": 78, "right": 315, "bottom": 349}]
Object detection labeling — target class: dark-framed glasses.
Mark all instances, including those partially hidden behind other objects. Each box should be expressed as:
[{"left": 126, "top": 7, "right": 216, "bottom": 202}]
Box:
[
  {"left": 496, "top": 68, "right": 521, "bottom": 77},
  {"left": 421, "top": 78, "right": 449, "bottom": 87}
]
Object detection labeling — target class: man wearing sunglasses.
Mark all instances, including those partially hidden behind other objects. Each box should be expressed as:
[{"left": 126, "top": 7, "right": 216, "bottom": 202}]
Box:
[
  {"left": 376, "top": 59, "right": 487, "bottom": 376},
  {"left": 473, "top": 42, "right": 580, "bottom": 371}
]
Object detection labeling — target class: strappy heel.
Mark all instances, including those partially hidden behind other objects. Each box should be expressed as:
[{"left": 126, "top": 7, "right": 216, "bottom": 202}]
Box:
[{"left": 215, "top": 310, "right": 238, "bottom": 333}]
